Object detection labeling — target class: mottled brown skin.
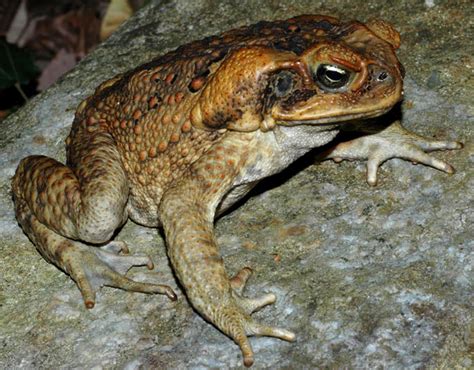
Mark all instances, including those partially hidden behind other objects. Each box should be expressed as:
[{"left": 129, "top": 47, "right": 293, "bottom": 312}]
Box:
[{"left": 12, "top": 15, "right": 461, "bottom": 366}]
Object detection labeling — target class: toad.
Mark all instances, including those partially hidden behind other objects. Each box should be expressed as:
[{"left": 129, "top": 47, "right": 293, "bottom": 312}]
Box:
[{"left": 12, "top": 15, "right": 461, "bottom": 366}]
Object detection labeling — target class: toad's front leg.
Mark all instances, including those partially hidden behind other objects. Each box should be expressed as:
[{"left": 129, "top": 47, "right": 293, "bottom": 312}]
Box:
[
  {"left": 321, "top": 120, "right": 462, "bottom": 185},
  {"left": 159, "top": 136, "right": 295, "bottom": 367}
]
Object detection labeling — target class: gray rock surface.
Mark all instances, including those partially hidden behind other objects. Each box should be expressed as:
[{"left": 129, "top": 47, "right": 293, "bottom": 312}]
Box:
[{"left": 0, "top": 0, "right": 472, "bottom": 368}]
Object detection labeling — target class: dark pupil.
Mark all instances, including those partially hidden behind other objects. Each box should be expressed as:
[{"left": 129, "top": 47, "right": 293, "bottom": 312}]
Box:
[
  {"left": 326, "top": 69, "right": 344, "bottom": 82},
  {"left": 316, "top": 64, "right": 350, "bottom": 90}
]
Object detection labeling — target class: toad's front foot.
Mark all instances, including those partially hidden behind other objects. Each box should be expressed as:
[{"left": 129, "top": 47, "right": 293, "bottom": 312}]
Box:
[
  {"left": 220, "top": 267, "right": 296, "bottom": 367},
  {"left": 60, "top": 240, "right": 177, "bottom": 308},
  {"left": 323, "top": 121, "right": 462, "bottom": 185}
]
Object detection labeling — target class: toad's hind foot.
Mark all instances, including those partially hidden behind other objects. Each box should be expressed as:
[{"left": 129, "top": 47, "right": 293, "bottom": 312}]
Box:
[
  {"left": 228, "top": 267, "right": 296, "bottom": 367},
  {"left": 63, "top": 240, "right": 177, "bottom": 308}
]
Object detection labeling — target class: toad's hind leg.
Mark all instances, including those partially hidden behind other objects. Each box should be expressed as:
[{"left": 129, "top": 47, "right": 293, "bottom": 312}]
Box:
[{"left": 12, "top": 132, "right": 176, "bottom": 307}]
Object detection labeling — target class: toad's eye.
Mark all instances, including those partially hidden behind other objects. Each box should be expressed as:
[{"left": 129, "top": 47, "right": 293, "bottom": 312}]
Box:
[
  {"left": 314, "top": 64, "right": 351, "bottom": 91},
  {"left": 271, "top": 71, "right": 295, "bottom": 97}
]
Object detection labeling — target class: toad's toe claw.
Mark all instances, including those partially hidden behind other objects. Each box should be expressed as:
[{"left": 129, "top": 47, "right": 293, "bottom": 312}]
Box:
[
  {"left": 230, "top": 267, "right": 277, "bottom": 313},
  {"left": 68, "top": 259, "right": 96, "bottom": 308},
  {"left": 233, "top": 329, "right": 254, "bottom": 367},
  {"left": 414, "top": 137, "right": 463, "bottom": 151},
  {"left": 239, "top": 293, "right": 276, "bottom": 314},
  {"left": 247, "top": 322, "right": 296, "bottom": 341},
  {"left": 101, "top": 240, "right": 130, "bottom": 254},
  {"left": 367, "top": 157, "right": 383, "bottom": 186},
  {"left": 398, "top": 146, "right": 456, "bottom": 174},
  {"left": 230, "top": 267, "right": 253, "bottom": 294},
  {"left": 231, "top": 317, "right": 296, "bottom": 368},
  {"left": 232, "top": 315, "right": 295, "bottom": 367},
  {"left": 94, "top": 248, "right": 154, "bottom": 275}
]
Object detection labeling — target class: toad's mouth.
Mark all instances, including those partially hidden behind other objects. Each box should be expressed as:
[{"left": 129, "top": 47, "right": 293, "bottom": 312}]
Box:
[{"left": 275, "top": 105, "right": 394, "bottom": 126}]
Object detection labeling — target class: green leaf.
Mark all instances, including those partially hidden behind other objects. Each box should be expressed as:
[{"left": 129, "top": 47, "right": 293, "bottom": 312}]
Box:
[{"left": 0, "top": 38, "right": 38, "bottom": 90}]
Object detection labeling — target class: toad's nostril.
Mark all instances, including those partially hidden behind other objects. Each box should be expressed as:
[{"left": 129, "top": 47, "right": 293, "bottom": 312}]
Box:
[{"left": 377, "top": 71, "right": 389, "bottom": 81}]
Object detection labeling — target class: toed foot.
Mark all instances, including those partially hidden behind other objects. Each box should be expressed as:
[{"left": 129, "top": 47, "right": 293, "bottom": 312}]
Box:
[
  {"left": 323, "top": 120, "right": 462, "bottom": 185},
  {"left": 227, "top": 267, "right": 296, "bottom": 367},
  {"left": 59, "top": 240, "right": 177, "bottom": 308}
]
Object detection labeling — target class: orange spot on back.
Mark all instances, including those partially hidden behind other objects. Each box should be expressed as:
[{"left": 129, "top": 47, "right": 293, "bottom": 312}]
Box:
[
  {"left": 170, "top": 133, "right": 180, "bottom": 143},
  {"left": 181, "top": 120, "right": 192, "bottom": 132},
  {"left": 172, "top": 113, "right": 181, "bottom": 125},
  {"left": 189, "top": 76, "right": 205, "bottom": 92},
  {"left": 148, "top": 147, "right": 157, "bottom": 158},
  {"left": 139, "top": 150, "right": 147, "bottom": 161},
  {"left": 158, "top": 141, "right": 168, "bottom": 152},
  {"left": 167, "top": 95, "right": 175, "bottom": 105},
  {"left": 133, "top": 110, "right": 142, "bottom": 120},
  {"left": 175, "top": 91, "right": 184, "bottom": 103},
  {"left": 162, "top": 113, "right": 171, "bottom": 125}
]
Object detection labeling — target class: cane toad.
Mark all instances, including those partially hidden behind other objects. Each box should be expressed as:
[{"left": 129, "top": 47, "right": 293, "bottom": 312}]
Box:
[{"left": 12, "top": 15, "right": 461, "bottom": 366}]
